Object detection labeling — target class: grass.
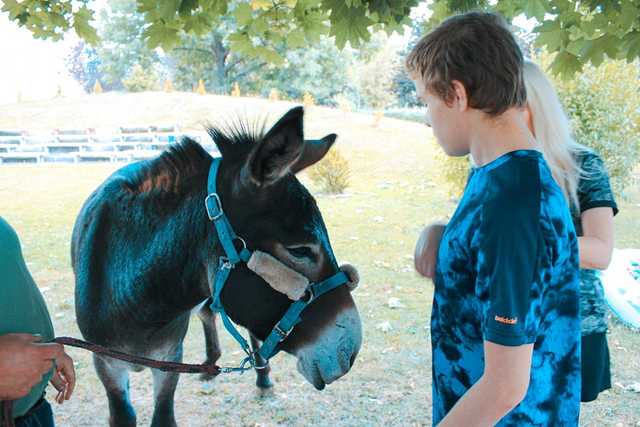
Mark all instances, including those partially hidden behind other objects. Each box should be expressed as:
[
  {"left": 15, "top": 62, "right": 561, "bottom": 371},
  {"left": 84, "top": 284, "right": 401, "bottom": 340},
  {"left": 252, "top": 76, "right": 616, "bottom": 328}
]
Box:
[{"left": 1, "top": 93, "right": 639, "bottom": 426}]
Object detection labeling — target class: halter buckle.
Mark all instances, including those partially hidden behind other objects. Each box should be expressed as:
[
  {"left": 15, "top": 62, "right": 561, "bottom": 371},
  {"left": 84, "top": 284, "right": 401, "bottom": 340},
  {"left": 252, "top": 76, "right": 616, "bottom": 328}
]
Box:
[
  {"left": 219, "top": 256, "right": 234, "bottom": 270},
  {"left": 274, "top": 324, "right": 293, "bottom": 341},
  {"left": 205, "top": 193, "right": 224, "bottom": 221}
]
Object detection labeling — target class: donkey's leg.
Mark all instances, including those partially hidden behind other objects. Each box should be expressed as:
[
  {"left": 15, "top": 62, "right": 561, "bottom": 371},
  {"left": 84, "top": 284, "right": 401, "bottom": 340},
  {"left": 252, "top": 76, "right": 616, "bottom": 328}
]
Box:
[
  {"left": 94, "top": 354, "right": 137, "bottom": 427},
  {"left": 250, "top": 334, "right": 273, "bottom": 393},
  {"left": 197, "top": 299, "right": 222, "bottom": 381},
  {"left": 150, "top": 346, "right": 183, "bottom": 427}
]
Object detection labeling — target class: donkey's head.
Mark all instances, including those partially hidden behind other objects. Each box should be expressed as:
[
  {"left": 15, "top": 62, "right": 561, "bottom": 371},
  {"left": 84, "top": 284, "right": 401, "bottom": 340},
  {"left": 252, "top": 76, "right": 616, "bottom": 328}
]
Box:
[{"left": 208, "top": 106, "right": 361, "bottom": 390}]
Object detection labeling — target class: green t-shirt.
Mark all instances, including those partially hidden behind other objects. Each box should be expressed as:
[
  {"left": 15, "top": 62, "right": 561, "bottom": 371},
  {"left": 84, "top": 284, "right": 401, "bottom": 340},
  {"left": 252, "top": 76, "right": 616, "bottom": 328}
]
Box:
[{"left": 0, "top": 216, "right": 54, "bottom": 418}]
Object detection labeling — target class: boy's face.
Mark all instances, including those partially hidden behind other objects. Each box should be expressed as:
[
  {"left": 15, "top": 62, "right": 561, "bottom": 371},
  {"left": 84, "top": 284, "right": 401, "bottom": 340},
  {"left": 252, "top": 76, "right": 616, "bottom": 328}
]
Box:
[{"left": 414, "top": 78, "right": 470, "bottom": 157}]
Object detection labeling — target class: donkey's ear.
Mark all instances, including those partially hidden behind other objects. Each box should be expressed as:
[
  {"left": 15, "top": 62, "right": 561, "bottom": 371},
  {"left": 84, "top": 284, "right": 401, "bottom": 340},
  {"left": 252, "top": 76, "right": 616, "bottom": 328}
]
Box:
[
  {"left": 246, "top": 106, "right": 304, "bottom": 185},
  {"left": 291, "top": 134, "right": 337, "bottom": 174}
]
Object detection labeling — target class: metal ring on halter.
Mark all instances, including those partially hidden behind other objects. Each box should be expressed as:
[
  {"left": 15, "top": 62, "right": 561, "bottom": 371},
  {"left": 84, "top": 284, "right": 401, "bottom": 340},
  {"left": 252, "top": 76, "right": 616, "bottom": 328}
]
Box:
[{"left": 233, "top": 236, "right": 247, "bottom": 251}]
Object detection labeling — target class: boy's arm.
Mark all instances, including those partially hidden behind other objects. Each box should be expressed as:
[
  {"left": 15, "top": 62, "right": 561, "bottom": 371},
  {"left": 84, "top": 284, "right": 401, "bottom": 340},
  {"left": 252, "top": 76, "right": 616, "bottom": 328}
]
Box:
[{"left": 438, "top": 341, "right": 533, "bottom": 427}]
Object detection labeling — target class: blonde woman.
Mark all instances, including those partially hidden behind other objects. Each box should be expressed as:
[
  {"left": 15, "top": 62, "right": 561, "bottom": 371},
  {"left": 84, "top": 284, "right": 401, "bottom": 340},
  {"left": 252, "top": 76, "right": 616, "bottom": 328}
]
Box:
[
  {"left": 415, "top": 60, "right": 618, "bottom": 403},
  {"left": 522, "top": 61, "right": 617, "bottom": 402}
]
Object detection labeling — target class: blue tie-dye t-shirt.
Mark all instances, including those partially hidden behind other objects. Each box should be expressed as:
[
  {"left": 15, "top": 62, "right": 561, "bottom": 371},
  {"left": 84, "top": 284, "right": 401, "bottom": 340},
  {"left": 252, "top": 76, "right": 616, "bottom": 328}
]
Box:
[{"left": 431, "top": 150, "right": 581, "bottom": 426}]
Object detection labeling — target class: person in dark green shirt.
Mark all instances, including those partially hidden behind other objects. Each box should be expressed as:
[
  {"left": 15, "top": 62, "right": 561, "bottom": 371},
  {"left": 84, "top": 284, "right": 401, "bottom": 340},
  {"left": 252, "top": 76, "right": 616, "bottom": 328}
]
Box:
[{"left": 0, "top": 216, "right": 76, "bottom": 426}]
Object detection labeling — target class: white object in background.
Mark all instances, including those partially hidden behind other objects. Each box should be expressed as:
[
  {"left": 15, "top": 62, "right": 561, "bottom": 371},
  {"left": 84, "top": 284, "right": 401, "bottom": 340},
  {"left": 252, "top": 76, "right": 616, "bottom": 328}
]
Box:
[{"left": 600, "top": 249, "right": 640, "bottom": 329}]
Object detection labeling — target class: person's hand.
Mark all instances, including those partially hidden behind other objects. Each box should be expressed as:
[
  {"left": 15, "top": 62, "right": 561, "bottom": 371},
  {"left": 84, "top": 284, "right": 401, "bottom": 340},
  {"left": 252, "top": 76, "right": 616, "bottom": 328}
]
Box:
[
  {"left": 49, "top": 348, "right": 76, "bottom": 404},
  {"left": 414, "top": 223, "right": 446, "bottom": 279},
  {"left": 0, "top": 334, "right": 65, "bottom": 400}
]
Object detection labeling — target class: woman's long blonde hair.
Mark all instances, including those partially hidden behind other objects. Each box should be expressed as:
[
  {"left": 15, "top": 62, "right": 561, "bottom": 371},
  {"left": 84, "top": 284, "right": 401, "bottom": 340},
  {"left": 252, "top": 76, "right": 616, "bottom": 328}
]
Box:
[{"left": 523, "top": 60, "right": 584, "bottom": 210}]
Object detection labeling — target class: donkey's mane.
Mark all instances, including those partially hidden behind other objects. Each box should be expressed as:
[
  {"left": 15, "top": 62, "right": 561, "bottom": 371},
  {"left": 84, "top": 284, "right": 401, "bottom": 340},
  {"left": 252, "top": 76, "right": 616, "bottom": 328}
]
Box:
[
  {"left": 131, "top": 117, "right": 267, "bottom": 194},
  {"left": 206, "top": 116, "right": 267, "bottom": 158},
  {"left": 133, "top": 138, "right": 212, "bottom": 193}
]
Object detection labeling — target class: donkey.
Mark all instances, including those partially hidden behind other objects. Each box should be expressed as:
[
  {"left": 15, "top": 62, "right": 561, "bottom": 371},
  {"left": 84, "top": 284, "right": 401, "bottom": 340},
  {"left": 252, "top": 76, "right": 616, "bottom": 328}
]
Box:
[{"left": 71, "top": 107, "right": 362, "bottom": 427}]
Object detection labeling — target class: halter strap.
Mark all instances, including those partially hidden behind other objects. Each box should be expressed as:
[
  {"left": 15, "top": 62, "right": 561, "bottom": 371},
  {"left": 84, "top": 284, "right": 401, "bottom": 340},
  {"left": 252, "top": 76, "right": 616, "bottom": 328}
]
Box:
[{"left": 205, "top": 157, "right": 349, "bottom": 370}]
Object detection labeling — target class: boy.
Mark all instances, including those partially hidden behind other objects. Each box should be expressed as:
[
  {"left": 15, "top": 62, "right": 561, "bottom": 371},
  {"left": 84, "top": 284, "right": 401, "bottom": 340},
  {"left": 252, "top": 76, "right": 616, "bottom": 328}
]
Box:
[{"left": 408, "top": 12, "right": 581, "bottom": 426}]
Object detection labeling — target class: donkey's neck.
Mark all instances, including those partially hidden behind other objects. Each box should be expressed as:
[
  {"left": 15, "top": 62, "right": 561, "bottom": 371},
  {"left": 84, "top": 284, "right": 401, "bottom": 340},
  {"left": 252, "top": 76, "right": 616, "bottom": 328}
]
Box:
[{"left": 119, "top": 188, "right": 217, "bottom": 326}]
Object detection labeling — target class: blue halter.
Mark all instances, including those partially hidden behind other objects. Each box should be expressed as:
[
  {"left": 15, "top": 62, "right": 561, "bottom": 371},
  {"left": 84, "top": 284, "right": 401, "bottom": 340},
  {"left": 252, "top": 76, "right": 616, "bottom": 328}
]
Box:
[{"left": 205, "top": 157, "right": 349, "bottom": 372}]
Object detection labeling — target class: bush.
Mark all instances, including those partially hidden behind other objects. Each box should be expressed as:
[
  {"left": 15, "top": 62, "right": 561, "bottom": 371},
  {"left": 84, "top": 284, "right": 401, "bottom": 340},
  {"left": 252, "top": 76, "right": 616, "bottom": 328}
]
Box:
[
  {"left": 123, "top": 64, "right": 159, "bottom": 92},
  {"left": 434, "top": 149, "right": 471, "bottom": 198},
  {"left": 551, "top": 59, "right": 640, "bottom": 196},
  {"left": 308, "top": 149, "right": 351, "bottom": 194},
  {"left": 384, "top": 107, "right": 426, "bottom": 123}
]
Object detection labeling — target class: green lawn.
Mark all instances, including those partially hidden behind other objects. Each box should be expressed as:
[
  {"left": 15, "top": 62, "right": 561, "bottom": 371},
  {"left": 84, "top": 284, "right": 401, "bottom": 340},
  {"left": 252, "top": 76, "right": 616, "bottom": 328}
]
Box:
[{"left": 1, "top": 96, "right": 639, "bottom": 426}]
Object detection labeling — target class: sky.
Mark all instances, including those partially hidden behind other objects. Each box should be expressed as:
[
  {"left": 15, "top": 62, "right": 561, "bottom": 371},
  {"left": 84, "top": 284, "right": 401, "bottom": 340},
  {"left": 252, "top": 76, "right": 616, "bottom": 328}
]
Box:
[{"left": 0, "top": 12, "right": 85, "bottom": 105}]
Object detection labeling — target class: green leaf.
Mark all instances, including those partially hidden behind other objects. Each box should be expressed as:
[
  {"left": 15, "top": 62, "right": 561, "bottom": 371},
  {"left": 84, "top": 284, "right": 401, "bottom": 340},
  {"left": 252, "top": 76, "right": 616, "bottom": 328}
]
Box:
[
  {"left": 183, "top": 15, "right": 211, "bottom": 35},
  {"left": 73, "top": 6, "right": 99, "bottom": 44},
  {"left": 549, "top": 51, "right": 583, "bottom": 79},
  {"left": 251, "top": 0, "right": 272, "bottom": 10},
  {"left": 158, "top": 0, "right": 180, "bottom": 21},
  {"left": 250, "top": 17, "right": 269, "bottom": 34},
  {"left": 619, "top": 2, "right": 639, "bottom": 32},
  {"left": 1, "top": 0, "right": 24, "bottom": 20},
  {"left": 582, "top": 34, "right": 620, "bottom": 67},
  {"left": 622, "top": 31, "right": 640, "bottom": 62},
  {"left": 234, "top": 3, "right": 253, "bottom": 26},
  {"left": 256, "top": 46, "right": 284, "bottom": 64},
  {"left": 286, "top": 29, "right": 306, "bottom": 48},
  {"left": 566, "top": 39, "right": 586, "bottom": 56},
  {"left": 179, "top": 0, "right": 199, "bottom": 16},
  {"left": 535, "top": 21, "right": 567, "bottom": 52},
  {"left": 325, "top": 0, "right": 373, "bottom": 48},
  {"left": 523, "top": 0, "right": 547, "bottom": 21},
  {"left": 144, "top": 22, "right": 180, "bottom": 49}
]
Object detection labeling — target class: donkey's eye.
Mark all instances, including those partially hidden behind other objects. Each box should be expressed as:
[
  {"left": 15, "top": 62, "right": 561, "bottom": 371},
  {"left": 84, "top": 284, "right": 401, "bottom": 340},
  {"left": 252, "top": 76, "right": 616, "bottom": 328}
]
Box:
[{"left": 286, "top": 246, "right": 314, "bottom": 260}]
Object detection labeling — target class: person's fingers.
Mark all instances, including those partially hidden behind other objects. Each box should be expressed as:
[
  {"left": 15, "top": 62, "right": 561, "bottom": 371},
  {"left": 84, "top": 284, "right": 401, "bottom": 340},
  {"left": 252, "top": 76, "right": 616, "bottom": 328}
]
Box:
[
  {"left": 58, "top": 353, "right": 76, "bottom": 400},
  {"left": 8, "top": 334, "right": 42, "bottom": 342},
  {"left": 50, "top": 371, "right": 65, "bottom": 392}
]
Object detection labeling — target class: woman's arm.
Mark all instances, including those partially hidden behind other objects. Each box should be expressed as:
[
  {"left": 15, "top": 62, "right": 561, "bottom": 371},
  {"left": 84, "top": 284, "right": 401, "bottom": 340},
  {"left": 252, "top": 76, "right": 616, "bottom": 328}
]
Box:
[{"left": 578, "top": 207, "right": 614, "bottom": 270}]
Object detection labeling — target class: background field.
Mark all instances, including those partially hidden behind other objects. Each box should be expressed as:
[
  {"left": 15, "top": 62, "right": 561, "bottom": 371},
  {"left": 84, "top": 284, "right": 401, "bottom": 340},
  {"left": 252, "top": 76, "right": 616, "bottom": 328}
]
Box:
[{"left": 1, "top": 93, "right": 638, "bottom": 426}]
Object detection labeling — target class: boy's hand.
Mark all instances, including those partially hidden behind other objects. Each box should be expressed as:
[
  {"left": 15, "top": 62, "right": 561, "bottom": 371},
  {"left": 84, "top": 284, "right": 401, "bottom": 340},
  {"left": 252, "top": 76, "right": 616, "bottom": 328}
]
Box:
[{"left": 414, "top": 223, "right": 446, "bottom": 279}]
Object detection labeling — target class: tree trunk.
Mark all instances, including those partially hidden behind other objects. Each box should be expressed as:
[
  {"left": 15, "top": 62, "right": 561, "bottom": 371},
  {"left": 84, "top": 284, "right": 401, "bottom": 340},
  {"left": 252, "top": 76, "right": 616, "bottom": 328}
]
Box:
[{"left": 211, "top": 35, "right": 229, "bottom": 94}]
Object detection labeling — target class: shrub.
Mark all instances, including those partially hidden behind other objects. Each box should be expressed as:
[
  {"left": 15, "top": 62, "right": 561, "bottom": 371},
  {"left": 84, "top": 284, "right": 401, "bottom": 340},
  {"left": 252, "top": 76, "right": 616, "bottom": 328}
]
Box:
[
  {"left": 196, "top": 79, "right": 206, "bottom": 95},
  {"left": 551, "top": 59, "right": 640, "bottom": 196},
  {"left": 123, "top": 64, "right": 159, "bottom": 92},
  {"left": 434, "top": 149, "right": 471, "bottom": 198},
  {"left": 93, "top": 80, "right": 103, "bottom": 94},
  {"left": 308, "top": 149, "right": 351, "bottom": 194}
]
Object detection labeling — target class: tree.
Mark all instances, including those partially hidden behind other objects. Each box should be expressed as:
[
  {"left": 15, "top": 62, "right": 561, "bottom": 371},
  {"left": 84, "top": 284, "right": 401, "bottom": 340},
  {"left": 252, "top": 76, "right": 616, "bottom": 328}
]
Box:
[
  {"left": 167, "top": 24, "right": 267, "bottom": 94},
  {"left": 123, "top": 64, "right": 160, "bottom": 92},
  {"left": 552, "top": 57, "right": 640, "bottom": 195},
  {"left": 65, "top": 42, "right": 104, "bottom": 93},
  {"left": 95, "top": 0, "right": 161, "bottom": 90},
  {"left": 352, "top": 34, "right": 400, "bottom": 110},
  {"left": 3, "top": 0, "right": 416, "bottom": 61},
  {"left": 425, "top": 0, "right": 640, "bottom": 77},
  {"left": 255, "top": 36, "right": 354, "bottom": 105},
  {"left": 5, "top": 0, "right": 639, "bottom": 76}
]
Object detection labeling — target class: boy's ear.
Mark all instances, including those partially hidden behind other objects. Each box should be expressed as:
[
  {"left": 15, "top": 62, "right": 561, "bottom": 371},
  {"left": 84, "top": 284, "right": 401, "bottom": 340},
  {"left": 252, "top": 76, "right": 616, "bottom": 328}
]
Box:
[{"left": 451, "top": 80, "right": 469, "bottom": 112}]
